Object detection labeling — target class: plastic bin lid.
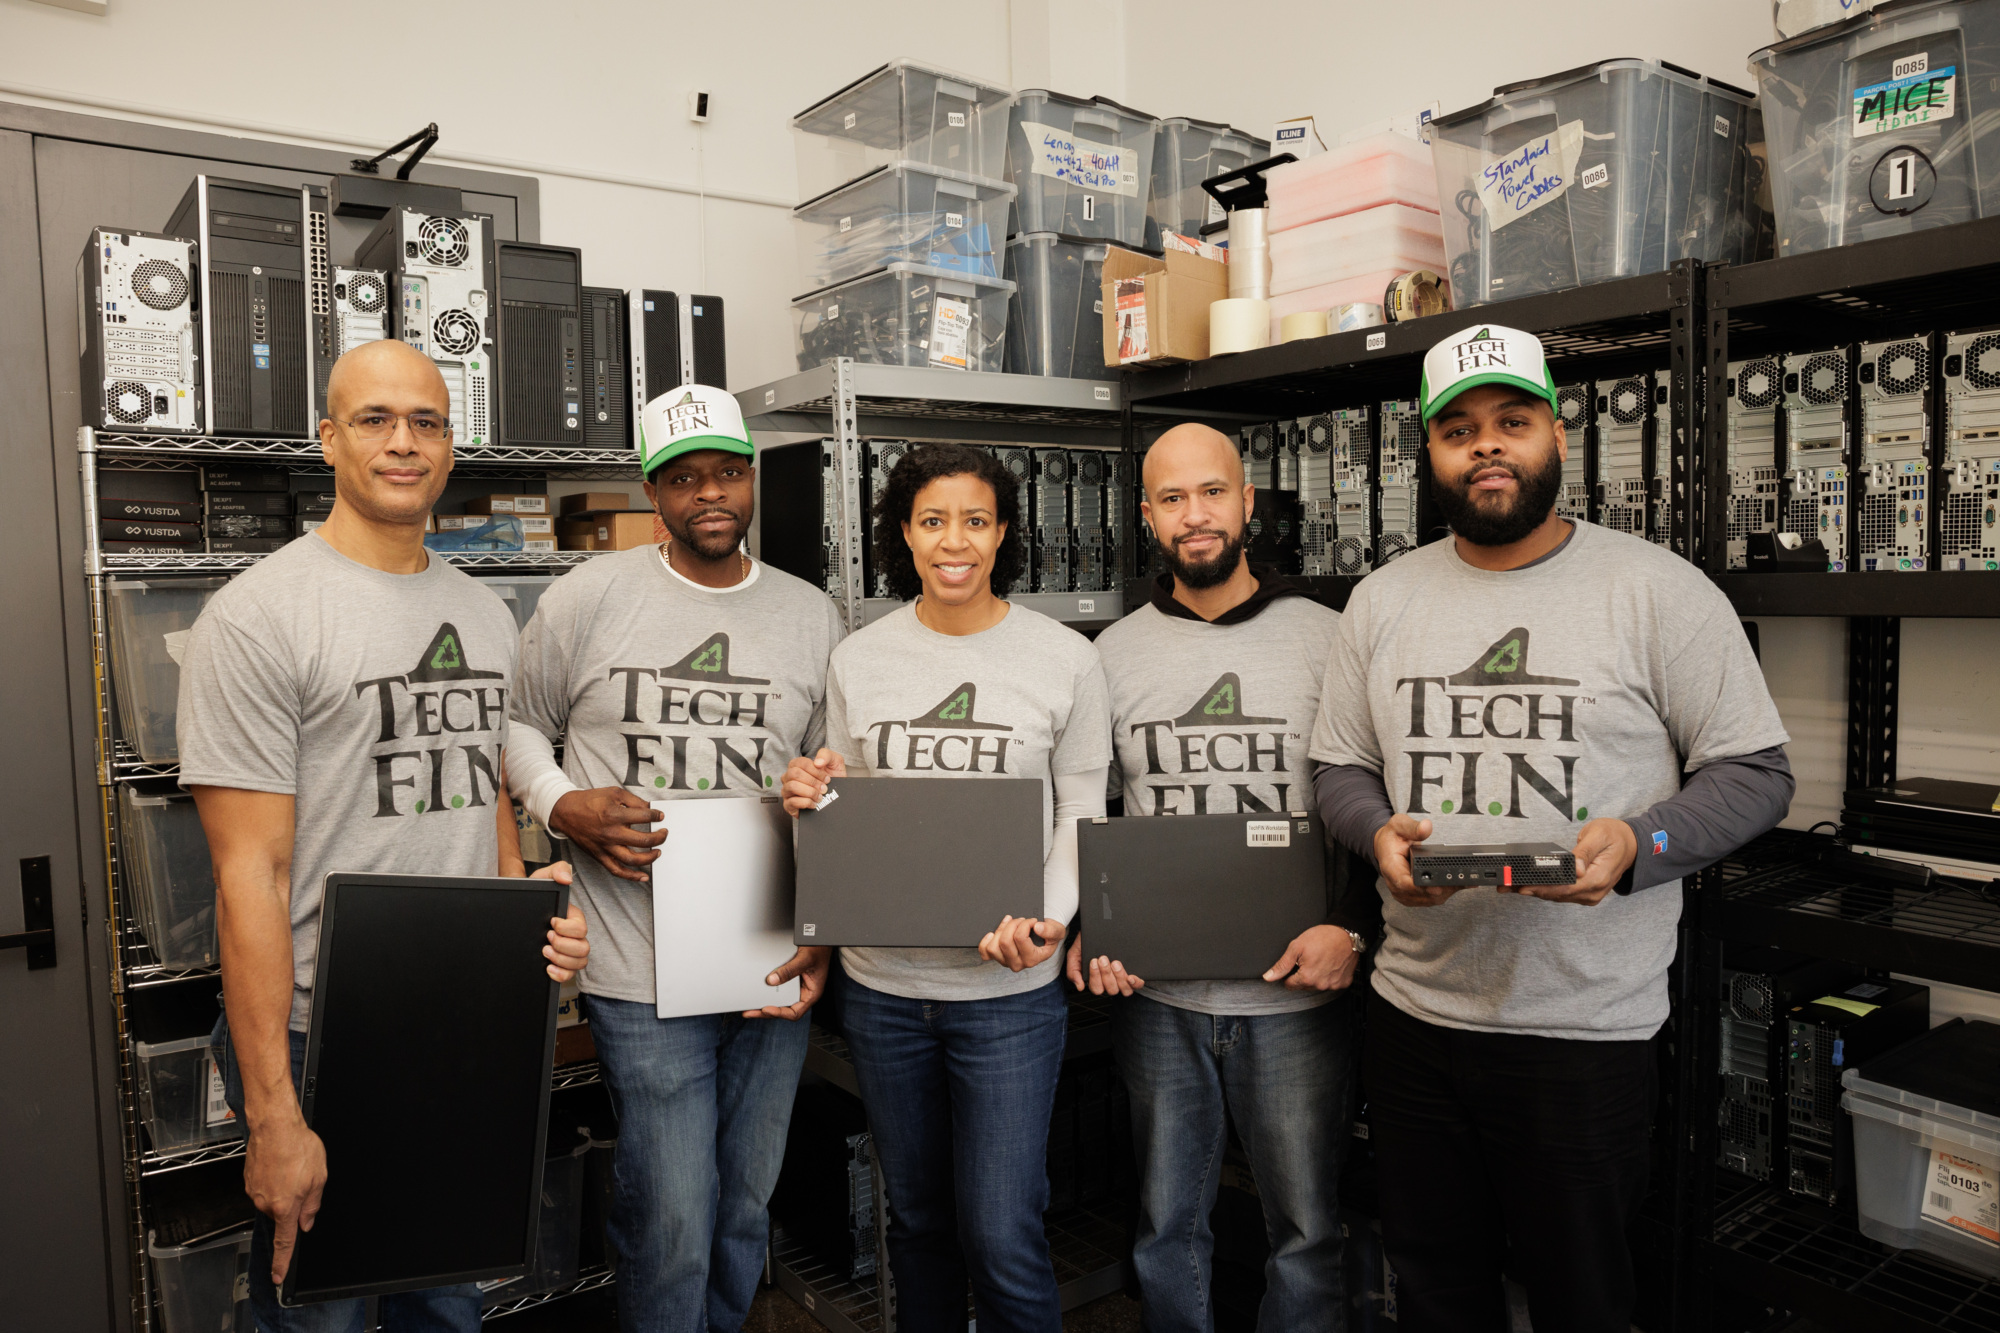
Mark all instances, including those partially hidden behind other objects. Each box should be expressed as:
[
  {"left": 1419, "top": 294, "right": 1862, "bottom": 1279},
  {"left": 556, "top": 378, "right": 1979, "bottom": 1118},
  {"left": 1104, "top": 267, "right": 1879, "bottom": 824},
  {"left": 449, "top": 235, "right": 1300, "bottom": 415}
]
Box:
[
  {"left": 147, "top": 1225, "right": 254, "bottom": 1259},
  {"left": 793, "top": 58, "right": 1014, "bottom": 126},
  {"left": 1090, "top": 94, "right": 1162, "bottom": 124},
  {"left": 123, "top": 789, "right": 197, "bottom": 808},
  {"left": 794, "top": 159, "right": 1017, "bottom": 213},
  {"left": 1842, "top": 1018, "right": 2000, "bottom": 1128},
  {"left": 108, "top": 576, "right": 229, "bottom": 591},
  {"left": 793, "top": 259, "right": 1016, "bottom": 305},
  {"left": 1753, "top": 0, "right": 1949, "bottom": 59},
  {"left": 1006, "top": 231, "right": 1119, "bottom": 252},
  {"left": 133, "top": 1033, "right": 216, "bottom": 1058},
  {"left": 1434, "top": 57, "right": 1749, "bottom": 130}
]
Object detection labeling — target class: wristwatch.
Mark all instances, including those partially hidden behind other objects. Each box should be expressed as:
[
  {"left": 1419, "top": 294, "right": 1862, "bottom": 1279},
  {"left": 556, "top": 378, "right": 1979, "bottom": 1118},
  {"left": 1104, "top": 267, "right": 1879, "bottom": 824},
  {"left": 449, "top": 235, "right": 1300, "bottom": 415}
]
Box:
[{"left": 1343, "top": 928, "right": 1368, "bottom": 957}]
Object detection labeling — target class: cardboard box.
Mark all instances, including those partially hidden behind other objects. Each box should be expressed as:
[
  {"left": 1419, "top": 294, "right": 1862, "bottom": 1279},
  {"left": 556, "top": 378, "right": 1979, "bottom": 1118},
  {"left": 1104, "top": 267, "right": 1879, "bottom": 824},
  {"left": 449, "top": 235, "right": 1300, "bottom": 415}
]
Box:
[
  {"left": 99, "top": 497, "right": 200, "bottom": 522},
  {"left": 101, "top": 518, "right": 201, "bottom": 543},
  {"left": 201, "top": 465, "right": 289, "bottom": 492},
  {"left": 102, "top": 540, "right": 201, "bottom": 555},
  {"left": 206, "top": 514, "right": 291, "bottom": 539},
  {"left": 559, "top": 491, "right": 639, "bottom": 516},
  {"left": 293, "top": 489, "right": 339, "bottom": 514},
  {"left": 206, "top": 537, "right": 290, "bottom": 554},
  {"left": 592, "top": 512, "right": 660, "bottom": 551},
  {"left": 465, "top": 494, "right": 549, "bottom": 515},
  {"left": 1102, "top": 245, "right": 1228, "bottom": 367},
  {"left": 1272, "top": 115, "right": 1326, "bottom": 158},
  {"left": 558, "top": 517, "right": 598, "bottom": 550}
]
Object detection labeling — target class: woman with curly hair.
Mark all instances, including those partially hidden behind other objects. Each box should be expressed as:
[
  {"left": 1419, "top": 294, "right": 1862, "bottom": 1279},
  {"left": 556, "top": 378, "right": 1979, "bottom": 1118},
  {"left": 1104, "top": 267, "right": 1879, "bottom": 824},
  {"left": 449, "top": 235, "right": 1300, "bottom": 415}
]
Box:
[{"left": 782, "top": 441, "right": 1110, "bottom": 1333}]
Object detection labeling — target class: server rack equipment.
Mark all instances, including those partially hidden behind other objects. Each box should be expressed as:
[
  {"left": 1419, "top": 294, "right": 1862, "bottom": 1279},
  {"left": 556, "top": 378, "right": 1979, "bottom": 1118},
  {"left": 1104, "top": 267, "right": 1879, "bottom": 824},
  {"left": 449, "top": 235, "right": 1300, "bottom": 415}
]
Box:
[
  {"left": 1723, "top": 356, "right": 1782, "bottom": 570},
  {"left": 1033, "top": 447, "right": 1073, "bottom": 593},
  {"left": 1072, "top": 449, "right": 1111, "bottom": 593},
  {"left": 1854, "top": 335, "right": 1933, "bottom": 571},
  {"left": 1297, "top": 412, "right": 1336, "bottom": 577},
  {"left": 1648, "top": 374, "right": 1672, "bottom": 548},
  {"left": 1328, "top": 407, "right": 1375, "bottom": 576},
  {"left": 493, "top": 241, "right": 584, "bottom": 447},
  {"left": 992, "top": 445, "right": 1036, "bottom": 594},
  {"left": 1784, "top": 976, "right": 1929, "bottom": 1206},
  {"left": 313, "top": 268, "right": 390, "bottom": 420},
  {"left": 863, "top": 440, "right": 910, "bottom": 597},
  {"left": 1378, "top": 399, "right": 1426, "bottom": 565},
  {"left": 1715, "top": 947, "right": 1862, "bottom": 1184},
  {"left": 580, "top": 287, "right": 631, "bottom": 449},
  {"left": 1554, "top": 382, "right": 1593, "bottom": 525},
  {"left": 78, "top": 228, "right": 202, "bottom": 434},
  {"left": 1593, "top": 373, "right": 1652, "bottom": 538},
  {"left": 1939, "top": 325, "right": 2000, "bottom": 571},
  {"left": 357, "top": 207, "right": 499, "bottom": 448},
  {"left": 1780, "top": 346, "right": 1855, "bottom": 570},
  {"left": 166, "top": 176, "right": 316, "bottom": 438}
]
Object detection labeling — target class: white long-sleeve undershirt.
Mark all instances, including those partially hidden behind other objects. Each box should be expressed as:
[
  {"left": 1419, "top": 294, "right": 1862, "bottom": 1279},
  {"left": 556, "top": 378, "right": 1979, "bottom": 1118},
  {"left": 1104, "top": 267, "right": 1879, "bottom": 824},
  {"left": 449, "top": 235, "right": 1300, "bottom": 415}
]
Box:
[
  {"left": 505, "top": 722, "right": 576, "bottom": 832},
  {"left": 1045, "top": 767, "right": 1107, "bottom": 928}
]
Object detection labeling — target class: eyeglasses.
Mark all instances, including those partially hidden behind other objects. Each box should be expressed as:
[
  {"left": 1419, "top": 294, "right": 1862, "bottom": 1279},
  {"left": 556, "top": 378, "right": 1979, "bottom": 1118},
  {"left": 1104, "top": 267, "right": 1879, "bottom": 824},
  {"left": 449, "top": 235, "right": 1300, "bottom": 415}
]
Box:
[{"left": 332, "top": 412, "right": 454, "bottom": 442}]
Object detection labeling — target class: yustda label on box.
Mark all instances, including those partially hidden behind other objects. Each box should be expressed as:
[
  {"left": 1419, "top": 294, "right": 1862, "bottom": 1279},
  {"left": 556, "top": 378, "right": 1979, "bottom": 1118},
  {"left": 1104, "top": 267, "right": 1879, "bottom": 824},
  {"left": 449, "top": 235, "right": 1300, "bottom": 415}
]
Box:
[
  {"left": 1853, "top": 53, "right": 1956, "bottom": 137},
  {"left": 1479, "top": 121, "right": 1583, "bottom": 229},
  {"left": 1018, "top": 121, "right": 1141, "bottom": 196}
]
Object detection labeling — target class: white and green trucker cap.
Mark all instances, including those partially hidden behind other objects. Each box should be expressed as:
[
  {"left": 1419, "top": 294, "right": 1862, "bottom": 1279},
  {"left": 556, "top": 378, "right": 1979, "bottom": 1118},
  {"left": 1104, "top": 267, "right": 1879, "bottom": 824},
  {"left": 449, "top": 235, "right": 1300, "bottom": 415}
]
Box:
[
  {"left": 1419, "top": 323, "right": 1559, "bottom": 425},
  {"left": 639, "top": 383, "right": 754, "bottom": 477}
]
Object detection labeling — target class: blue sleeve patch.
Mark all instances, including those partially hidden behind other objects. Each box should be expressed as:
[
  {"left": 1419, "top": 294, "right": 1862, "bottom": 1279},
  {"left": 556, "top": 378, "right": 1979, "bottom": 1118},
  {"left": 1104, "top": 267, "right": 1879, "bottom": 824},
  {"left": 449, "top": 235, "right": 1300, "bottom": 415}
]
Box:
[{"left": 1652, "top": 830, "right": 1669, "bottom": 855}]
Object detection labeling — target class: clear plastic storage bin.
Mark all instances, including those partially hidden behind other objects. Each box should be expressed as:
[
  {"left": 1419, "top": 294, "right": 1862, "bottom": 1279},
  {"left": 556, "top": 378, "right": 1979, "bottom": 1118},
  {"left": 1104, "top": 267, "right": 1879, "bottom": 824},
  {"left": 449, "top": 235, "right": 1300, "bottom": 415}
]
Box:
[
  {"left": 1430, "top": 59, "right": 1757, "bottom": 305},
  {"left": 120, "top": 786, "right": 219, "bottom": 969},
  {"left": 134, "top": 1033, "right": 240, "bottom": 1154},
  {"left": 1840, "top": 1019, "right": 2000, "bottom": 1275},
  {"left": 478, "top": 576, "right": 558, "bottom": 635},
  {"left": 1007, "top": 92, "right": 1159, "bottom": 246},
  {"left": 483, "top": 1141, "right": 587, "bottom": 1305},
  {"left": 1003, "top": 233, "right": 1113, "bottom": 380},
  {"left": 1148, "top": 118, "right": 1269, "bottom": 247},
  {"left": 1753, "top": 0, "right": 2000, "bottom": 256},
  {"left": 793, "top": 60, "right": 1014, "bottom": 199},
  {"left": 795, "top": 162, "right": 1015, "bottom": 289},
  {"left": 793, "top": 262, "right": 1014, "bottom": 373},
  {"left": 149, "top": 1227, "right": 251, "bottom": 1333},
  {"left": 107, "top": 578, "right": 226, "bottom": 764}
]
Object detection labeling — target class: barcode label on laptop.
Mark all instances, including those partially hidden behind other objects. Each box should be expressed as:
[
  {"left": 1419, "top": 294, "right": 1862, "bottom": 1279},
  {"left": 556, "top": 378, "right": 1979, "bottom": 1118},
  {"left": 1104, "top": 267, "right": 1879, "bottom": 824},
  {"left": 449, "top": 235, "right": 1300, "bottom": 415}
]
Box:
[{"left": 1246, "top": 821, "right": 1290, "bottom": 848}]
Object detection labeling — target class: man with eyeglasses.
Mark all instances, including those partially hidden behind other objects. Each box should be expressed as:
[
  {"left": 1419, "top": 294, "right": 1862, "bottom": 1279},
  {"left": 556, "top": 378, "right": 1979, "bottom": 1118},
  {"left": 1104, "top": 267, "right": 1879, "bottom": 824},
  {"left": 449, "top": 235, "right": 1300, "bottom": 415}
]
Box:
[{"left": 179, "top": 338, "right": 591, "bottom": 1332}]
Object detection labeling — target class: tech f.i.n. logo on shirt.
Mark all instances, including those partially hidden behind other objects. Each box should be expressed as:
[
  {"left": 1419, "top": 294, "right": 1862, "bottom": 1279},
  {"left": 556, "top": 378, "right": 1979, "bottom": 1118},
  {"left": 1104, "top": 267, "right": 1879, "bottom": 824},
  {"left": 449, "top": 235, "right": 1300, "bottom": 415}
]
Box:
[
  {"left": 868, "top": 682, "right": 1014, "bottom": 772},
  {"left": 358, "top": 624, "right": 507, "bottom": 818},
  {"left": 610, "top": 632, "right": 779, "bottom": 791},
  {"left": 1398, "top": 627, "right": 1591, "bottom": 821},
  {"left": 1128, "top": 672, "right": 1295, "bottom": 815}
]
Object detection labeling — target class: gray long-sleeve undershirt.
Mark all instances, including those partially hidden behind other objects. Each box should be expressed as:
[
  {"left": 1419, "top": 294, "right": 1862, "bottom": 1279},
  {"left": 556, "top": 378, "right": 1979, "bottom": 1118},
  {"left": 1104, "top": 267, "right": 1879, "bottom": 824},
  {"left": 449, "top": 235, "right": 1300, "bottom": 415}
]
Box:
[{"left": 1312, "top": 746, "right": 1795, "bottom": 894}]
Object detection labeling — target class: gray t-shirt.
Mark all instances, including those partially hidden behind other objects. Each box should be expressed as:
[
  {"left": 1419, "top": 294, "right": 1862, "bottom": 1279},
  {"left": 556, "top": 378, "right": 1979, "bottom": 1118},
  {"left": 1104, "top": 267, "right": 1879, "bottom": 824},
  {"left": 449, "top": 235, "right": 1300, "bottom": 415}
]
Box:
[
  {"left": 1095, "top": 597, "right": 1341, "bottom": 1016},
  {"left": 826, "top": 602, "right": 1112, "bottom": 1001},
  {"left": 1308, "top": 522, "right": 1788, "bottom": 1040},
  {"left": 176, "top": 535, "right": 519, "bottom": 1030},
  {"left": 510, "top": 547, "right": 844, "bottom": 1004}
]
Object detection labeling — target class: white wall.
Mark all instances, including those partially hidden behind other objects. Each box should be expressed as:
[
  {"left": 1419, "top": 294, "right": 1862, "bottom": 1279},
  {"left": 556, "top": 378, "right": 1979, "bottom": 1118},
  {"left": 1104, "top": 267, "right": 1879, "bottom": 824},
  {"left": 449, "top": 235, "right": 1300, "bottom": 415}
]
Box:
[{"left": 1118, "top": 0, "right": 1780, "bottom": 144}]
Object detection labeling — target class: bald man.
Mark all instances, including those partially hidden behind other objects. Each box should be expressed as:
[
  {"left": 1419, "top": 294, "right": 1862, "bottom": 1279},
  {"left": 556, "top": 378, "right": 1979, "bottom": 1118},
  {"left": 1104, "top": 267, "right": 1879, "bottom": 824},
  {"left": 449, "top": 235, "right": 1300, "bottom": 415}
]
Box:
[
  {"left": 1067, "top": 423, "right": 1375, "bottom": 1333},
  {"left": 178, "top": 339, "right": 589, "bottom": 1332}
]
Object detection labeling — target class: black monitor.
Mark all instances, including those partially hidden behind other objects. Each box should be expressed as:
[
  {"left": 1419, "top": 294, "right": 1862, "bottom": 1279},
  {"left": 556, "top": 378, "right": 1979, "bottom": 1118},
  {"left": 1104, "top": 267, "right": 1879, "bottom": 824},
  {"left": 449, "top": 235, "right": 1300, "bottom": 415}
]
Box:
[{"left": 282, "top": 873, "right": 566, "bottom": 1305}]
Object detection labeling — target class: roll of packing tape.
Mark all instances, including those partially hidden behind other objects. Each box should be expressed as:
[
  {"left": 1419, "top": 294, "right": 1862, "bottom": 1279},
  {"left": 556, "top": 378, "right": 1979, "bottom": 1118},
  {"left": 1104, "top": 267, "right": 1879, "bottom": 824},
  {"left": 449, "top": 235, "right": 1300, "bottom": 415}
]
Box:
[
  {"left": 1336, "top": 302, "right": 1384, "bottom": 332},
  {"left": 1384, "top": 270, "right": 1449, "bottom": 323},
  {"left": 1279, "top": 310, "right": 1329, "bottom": 343},
  {"left": 1210, "top": 298, "right": 1272, "bottom": 354}
]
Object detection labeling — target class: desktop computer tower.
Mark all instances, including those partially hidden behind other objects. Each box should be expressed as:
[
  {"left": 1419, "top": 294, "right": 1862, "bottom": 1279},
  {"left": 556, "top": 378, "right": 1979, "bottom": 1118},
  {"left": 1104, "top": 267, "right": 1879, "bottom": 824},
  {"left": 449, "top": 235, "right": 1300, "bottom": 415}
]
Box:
[
  {"left": 493, "top": 241, "right": 584, "bottom": 447},
  {"left": 1724, "top": 356, "right": 1783, "bottom": 569},
  {"left": 1781, "top": 346, "right": 1855, "bottom": 570},
  {"left": 1938, "top": 326, "right": 2000, "bottom": 571},
  {"left": 1715, "top": 947, "right": 1861, "bottom": 1183},
  {"left": 1855, "top": 335, "right": 1933, "bottom": 571},
  {"left": 78, "top": 227, "right": 202, "bottom": 434},
  {"left": 312, "top": 267, "right": 390, "bottom": 420},
  {"left": 357, "top": 207, "right": 498, "bottom": 447},
  {"left": 1784, "top": 976, "right": 1929, "bottom": 1205},
  {"left": 1554, "top": 382, "right": 1593, "bottom": 524},
  {"left": 1593, "top": 373, "right": 1653, "bottom": 538},
  {"left": 166, "top": 176, "right": 316, "bottom": 437},
  {"left": 631, "top": 290, "right": 729, "bottom": 421},
  {"left": 581, "top": 287, "right": 632, "bottom": 449}
]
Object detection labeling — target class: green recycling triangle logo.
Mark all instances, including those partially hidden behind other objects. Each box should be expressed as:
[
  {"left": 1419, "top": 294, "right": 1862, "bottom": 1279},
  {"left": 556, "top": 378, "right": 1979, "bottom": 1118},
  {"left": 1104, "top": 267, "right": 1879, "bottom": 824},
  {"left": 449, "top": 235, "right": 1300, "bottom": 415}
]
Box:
[
  {"left": 1445, "top": 627, "right": 1579, "bottom": 687},
  {"left": 1171, "top": 672, "right": 1285, "bottom": 727},
  {"left": 404, "top": 623, "right": 503, "bottom": 682},
  {"left": 908, "top": 681, "right": 1011, "bottom": 731},
  {"left": 659, "top": 632, "right": 770, "bottom": 685}
]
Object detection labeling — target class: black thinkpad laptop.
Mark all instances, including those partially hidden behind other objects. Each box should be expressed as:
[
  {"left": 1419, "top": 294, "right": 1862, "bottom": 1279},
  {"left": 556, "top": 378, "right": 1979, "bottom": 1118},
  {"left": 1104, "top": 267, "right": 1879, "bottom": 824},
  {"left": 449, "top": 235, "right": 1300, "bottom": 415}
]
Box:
[
  {"left": 284, "top": 873, "right": 566, "bottom": 1305},
  {"left": 1078, "top": 811, "right": 1328, "bottom": 981},
  {"left": 793, "top": 776, "right": 1045, "bottom": 946}
]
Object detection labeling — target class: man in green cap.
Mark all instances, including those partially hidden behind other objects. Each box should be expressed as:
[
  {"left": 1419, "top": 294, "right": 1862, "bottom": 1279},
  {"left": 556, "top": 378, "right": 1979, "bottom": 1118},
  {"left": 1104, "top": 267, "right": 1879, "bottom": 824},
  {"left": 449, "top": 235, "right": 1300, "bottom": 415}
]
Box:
[
  {"left": 1307, "top": 325, "right": 1794, "bottom": 1330},
  {"left": 506, "top": 382, "right": 844, "bottom": 1332}
]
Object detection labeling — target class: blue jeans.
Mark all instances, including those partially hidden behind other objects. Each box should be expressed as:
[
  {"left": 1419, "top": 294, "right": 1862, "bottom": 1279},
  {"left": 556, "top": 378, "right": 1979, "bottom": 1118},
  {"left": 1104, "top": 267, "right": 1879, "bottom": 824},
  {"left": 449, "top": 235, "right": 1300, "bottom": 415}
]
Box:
[
  {"left": 838, "top": 969, "right": 1068, "bottom": 1333},
  {"left": 212, "top": 1014, "right": 482, "bottom": 1333},
  {"left": 582, "top": 995, "right": 810, "bottom": 1333},
  {"left": 1113, "top": 996, "right": 1359, "bottom": 1333}
]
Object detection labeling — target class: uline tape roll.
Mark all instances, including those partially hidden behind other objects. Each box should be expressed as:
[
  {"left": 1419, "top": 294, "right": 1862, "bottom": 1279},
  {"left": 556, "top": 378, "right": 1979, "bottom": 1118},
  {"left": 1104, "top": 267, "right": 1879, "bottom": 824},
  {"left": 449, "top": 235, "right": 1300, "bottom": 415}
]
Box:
[
  {"left": 1279, "top": 310, "right": 1329, "bottom": 343},
  {"left": 1336, "top": 303, "right": 1384, "bottom": 332},
  {"left": 1384, "top": 270, "right": 1449, "bottom": 323},
  {"left": 1210, "top": 298, "right": 1272, "bottom": 354}
]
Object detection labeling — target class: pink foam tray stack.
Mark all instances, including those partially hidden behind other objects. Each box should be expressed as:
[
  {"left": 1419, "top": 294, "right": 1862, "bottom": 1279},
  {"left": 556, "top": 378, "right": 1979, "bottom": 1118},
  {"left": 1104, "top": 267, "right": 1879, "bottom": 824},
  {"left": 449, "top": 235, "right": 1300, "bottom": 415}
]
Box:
[{"left": 1265, "top": 132, "right": 1447, "bottom": 338}]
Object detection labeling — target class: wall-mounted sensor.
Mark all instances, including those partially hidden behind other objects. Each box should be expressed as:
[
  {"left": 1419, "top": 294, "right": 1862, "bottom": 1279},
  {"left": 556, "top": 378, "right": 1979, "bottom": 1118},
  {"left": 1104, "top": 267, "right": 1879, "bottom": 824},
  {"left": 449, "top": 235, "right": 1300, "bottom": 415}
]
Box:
[{"left": 689, "top": 91, "right": 711, "bottom": 123}]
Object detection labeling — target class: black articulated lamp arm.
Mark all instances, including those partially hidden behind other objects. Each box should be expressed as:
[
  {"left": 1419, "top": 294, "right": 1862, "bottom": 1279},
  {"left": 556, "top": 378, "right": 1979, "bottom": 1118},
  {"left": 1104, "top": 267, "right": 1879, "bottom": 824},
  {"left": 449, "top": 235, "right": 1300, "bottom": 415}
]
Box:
[
  {"left": 1199, "top": 153, "right": 1298, "bottom": 213},
  {"left": 350, "top": 123, "right": 441, "bottom": 180}
]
